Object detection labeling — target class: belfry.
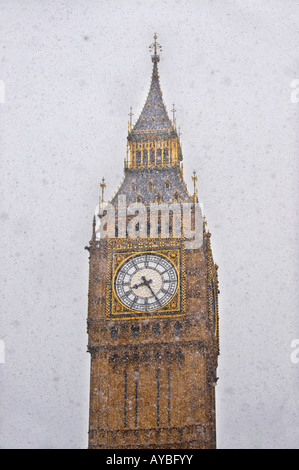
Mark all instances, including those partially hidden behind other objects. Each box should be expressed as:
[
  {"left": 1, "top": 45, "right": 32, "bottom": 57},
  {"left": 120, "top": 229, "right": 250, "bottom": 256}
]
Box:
[{"left": 86, "top": 35, "right": 219, "bottom": 449}]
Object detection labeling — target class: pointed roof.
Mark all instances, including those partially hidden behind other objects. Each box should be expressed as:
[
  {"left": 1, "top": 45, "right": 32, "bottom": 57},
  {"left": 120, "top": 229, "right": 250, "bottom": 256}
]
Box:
[
  {"left": 132, "top": 61, "right": 173, "bottom": 132},
  {"left": 130, "top": 34, "right": 174, "bottom": 137}
]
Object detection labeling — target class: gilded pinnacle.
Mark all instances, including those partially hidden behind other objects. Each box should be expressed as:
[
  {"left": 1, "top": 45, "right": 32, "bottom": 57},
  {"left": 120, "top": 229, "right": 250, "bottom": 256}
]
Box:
[
  {"left": 149, "top": 33, "right": 162, "bottom": 62},
  {"left": 171, "top": 103, "right": 176, "bottom": 128},
  {"left": 191, "top": 170, "right": 198, "bottom": 202},
  {"left": 128, "top": 107, "right": 134, "bottom": 132},
  {"left": 100, "top": 177, "right": 106, "bottom": 203}
]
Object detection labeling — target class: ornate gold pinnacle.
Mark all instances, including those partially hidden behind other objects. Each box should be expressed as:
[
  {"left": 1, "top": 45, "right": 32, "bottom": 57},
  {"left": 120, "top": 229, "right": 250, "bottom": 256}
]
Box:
[
  {"left": 191, "top": 170, "right": 198, "bottom": 202},
  {"left": 149, "top": 33, "right": 162, "bottom": 62},
  {"left": 128, "top": 107, "right": 134, "bottom": 132},
  {"left": 171, "top": 103, "right": 176, "bottom": 128},
  {"left": 100, "top": 177, "right": 106, "bottom": 203}
]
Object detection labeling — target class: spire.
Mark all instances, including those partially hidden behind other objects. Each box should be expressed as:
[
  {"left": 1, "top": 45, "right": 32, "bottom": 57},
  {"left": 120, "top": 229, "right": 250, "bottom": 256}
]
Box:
[
  {"left": 131, "top": 34, "right": 173, "bottom": 134},
  {"left": 126, "top": 34, "right": 183, "bottom": 170}
]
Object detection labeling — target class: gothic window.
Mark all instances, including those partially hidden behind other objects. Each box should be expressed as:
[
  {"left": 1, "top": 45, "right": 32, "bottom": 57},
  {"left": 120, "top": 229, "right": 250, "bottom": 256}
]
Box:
[
  {"left": 156, "top": 148, "right": 162, "bottom": 164},
  {"left": 136, "top": 150, "right": 141, "bottom": 165},
  {"left": 156, "top": 369, "right": 160, "bottom": 426},
  {"left": 164, "top": 147, "right": 169, "bottom": 164},
  {"left": 150, "top": 148, "right": 155, "bottom": 165},
  {"left": 110, "top": 326, "right": 118, "bottom": 338},
  {"left": 135, "top": 371, "right": 139, "bottom": 427},
  {"left": 174, "top": 321, "right": 182, "bottom": 336},
  {"left": 143, "top": 149, "right": 148, "bottom": 165},
  {"left": 147, "top": 180, "right": 154, "bottom": 192},
  {"left": 174, "top": 191, "right": 179, "bottom": 202},
  {"left": 131, "top": 324, "right": 140, "bottom": 337},
  {"left": 136, "top": 194, "right": 143, "bottom": 203},
  {"left": 156, "top": 193, "right": 162, "bottom": 203},
  {"left": 153, "top": 322, "right": 161, "bottom": 337},
  {"left": 131, "top": 181, "right": 137, "bottom": 192},
  {"left": 165, "top": 179, "right": 171, "bottom": 190}
]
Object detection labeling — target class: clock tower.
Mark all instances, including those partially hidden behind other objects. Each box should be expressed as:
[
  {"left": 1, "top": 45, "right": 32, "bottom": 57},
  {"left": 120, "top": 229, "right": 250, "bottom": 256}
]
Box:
[{"left": 86, "top": 35, "right": 219, "bottom": 449}]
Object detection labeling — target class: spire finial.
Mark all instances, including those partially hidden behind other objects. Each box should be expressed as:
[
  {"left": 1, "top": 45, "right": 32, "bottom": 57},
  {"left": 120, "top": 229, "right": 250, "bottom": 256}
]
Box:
[
  {"left": 100, "top": 177, "right": 106, "bottom": 203},
  {"left": 128, "top": 107, "right": 134, "bottom": 131},
  {"left": 149, "top": 33, "right": 162, "bottom": 63},
  {"left": 191, "top": 170, "right": 198, "bottom": 203},
  {"left": 178, "top": 126, "right": 182, "bottom": 140},
  {"left": 171, "top": 103, "right": 176, "bottom": 128}
]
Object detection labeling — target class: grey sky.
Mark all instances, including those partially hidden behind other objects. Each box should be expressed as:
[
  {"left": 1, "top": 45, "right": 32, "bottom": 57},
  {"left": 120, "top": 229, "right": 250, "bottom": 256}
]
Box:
[{"left": 0, "top": 0, "right": 298, "bottom": 448}]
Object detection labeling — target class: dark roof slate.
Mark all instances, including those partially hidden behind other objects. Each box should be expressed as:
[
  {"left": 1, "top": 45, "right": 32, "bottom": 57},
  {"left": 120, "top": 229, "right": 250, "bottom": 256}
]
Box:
[
  {"left": 131, "top": 62, "right": 173, "bottom": 134},
  {"left": 111, "top": 167, "right": 191, "bottom": 207}
]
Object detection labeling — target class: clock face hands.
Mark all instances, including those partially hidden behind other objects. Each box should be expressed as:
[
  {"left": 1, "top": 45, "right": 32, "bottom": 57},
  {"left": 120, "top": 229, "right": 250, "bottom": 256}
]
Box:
[
  {"left": 133, "top": 276, "right": 161, "bottom": 306},
  {"left": 132, "top": 276, "right": 152, "bottom": 291},
  {"left": 114, "top": 253, "right": 178, "bottom": 312},
  {"left": 145, "top": 281, "right": 162, "bottom": 306}
]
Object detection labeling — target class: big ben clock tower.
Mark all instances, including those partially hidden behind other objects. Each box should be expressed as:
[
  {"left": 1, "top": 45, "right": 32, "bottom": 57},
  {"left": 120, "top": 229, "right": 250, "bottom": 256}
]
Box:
[{"left": 86, "top": 35, "right": 219, "bottom": 449}]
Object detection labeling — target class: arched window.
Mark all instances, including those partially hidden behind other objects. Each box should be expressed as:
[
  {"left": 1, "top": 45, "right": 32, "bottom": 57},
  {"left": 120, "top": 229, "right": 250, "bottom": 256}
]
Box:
[
  {"left": 153, "top": 323, "right": 161, "bottom": 337},
  {"left": 150, "top": 148, "right": 155, "bottom": 165},
  {"left": 156, "top": 192, "right": 162, "bottom": 203},
  {"left": 143, "top": 149, "right": 148, "bottom": 166},
  {"left": 174, "top": 322, "right": 182, "bottom": 337},
  {"left": 136, "top": 194, "right": 143, "bottom": 203},
  {"left": 136, "top": 150, "right": 141, "bottom": 165},
  {"left": 174, "top": 192, "right": 179, "bottom": 202},
  {"left": 156, "top": 148, "right": 162, "bottom": 164},
  {"left": 131, "top": 324, "right": 140, "bottom": 338},
  {"left": 110, "top": 326, "right": 118, "bottom": 338},
  {"left": 164, "top": 147, "right": 169, "bottom": 164},
  {"left": 131, "top": 181, "right": 137, "bottom": 192},
  {"left": 147, "top": 180, "right": 154, "bottom": 192},
  {"left": 165, "top": 179, "right": 171, "bottom": 190}
]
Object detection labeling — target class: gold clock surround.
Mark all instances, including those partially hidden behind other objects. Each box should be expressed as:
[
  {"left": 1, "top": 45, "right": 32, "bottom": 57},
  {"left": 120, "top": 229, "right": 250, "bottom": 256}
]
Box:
[{"left": 106, "top": 239, "right": 186, "bottom": 320}]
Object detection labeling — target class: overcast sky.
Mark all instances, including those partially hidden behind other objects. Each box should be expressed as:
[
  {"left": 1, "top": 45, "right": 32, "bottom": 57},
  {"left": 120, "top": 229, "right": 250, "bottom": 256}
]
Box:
[{"left": 0, "top": 0, "right": 298, "bottom": 449}]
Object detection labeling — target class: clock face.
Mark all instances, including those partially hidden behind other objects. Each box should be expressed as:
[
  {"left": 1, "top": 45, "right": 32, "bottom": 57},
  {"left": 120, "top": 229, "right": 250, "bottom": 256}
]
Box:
[{"left": 114, "top": 253, "right": 178, "bottom": 312}]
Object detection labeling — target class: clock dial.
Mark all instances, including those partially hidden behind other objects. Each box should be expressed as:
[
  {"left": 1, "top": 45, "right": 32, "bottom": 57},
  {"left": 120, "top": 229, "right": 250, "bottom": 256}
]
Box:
[{"left": 114, "top": 253, "right": 178, "bottom": 312}]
